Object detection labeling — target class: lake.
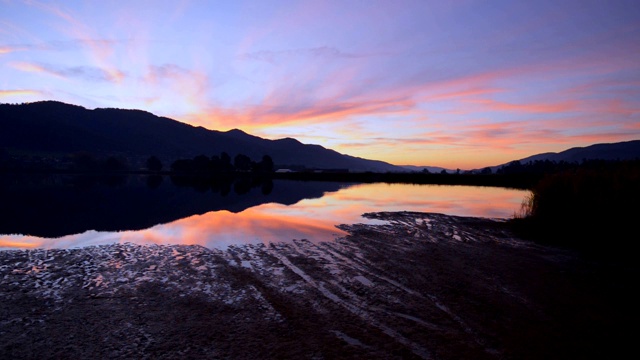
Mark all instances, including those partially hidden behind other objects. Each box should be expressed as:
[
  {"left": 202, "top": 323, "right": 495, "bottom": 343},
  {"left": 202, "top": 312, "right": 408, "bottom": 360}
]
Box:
[{"left": 0, "top": 175, "right": 528, "bottom": 250}]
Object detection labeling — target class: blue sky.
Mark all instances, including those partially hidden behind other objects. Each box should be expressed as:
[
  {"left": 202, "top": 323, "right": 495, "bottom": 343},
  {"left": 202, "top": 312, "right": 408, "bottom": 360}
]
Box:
[{"left": 2, "top": 0, "right": 639, "bottom": 168}]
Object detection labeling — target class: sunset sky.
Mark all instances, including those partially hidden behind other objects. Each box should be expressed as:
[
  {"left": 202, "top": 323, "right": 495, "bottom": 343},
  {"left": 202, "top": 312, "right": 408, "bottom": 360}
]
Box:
[{"left": 1, "top": 0, "right": 639, "bottom": 169}]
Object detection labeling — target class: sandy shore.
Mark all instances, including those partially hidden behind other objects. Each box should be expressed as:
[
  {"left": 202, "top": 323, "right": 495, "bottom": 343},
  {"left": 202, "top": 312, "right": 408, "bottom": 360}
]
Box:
[{"left": 1, "top": 212, "right": 636, "bottom": 359}]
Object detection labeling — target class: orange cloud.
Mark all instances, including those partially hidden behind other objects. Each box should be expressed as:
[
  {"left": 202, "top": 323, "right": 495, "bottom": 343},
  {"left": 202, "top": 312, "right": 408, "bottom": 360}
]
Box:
[
  {"left": 10, "top": 61, "right": 44, "bottom": 72},
  {"left": 181, "top": 61, "right": 580, "bottom": 135},
  {"left": 10, "top": 61, "right": 62, "bottom": 78},
  {"left": 0, "top": 45, "right": 22, "bottom": 54},
  {"left": 10, "top": 61, "right": 123, "bottom": 83},
  {"left": 182, "top": 94, "right": 417, "bottom": 132},
  {"left": 0, "top": 89, "right": 42, "bottom": 98},
  {"left": 330, "top": 109, "right": 640, "bottom": 169},
  {"left": 179, "top": 45, "right": 613, "bottom": 144}
]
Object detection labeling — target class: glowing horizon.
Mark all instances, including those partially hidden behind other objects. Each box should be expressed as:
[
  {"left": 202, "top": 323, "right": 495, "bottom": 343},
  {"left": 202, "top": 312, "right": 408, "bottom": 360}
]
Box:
[{"left": 1, "top": 0, "right": 639, "bottom": 169}]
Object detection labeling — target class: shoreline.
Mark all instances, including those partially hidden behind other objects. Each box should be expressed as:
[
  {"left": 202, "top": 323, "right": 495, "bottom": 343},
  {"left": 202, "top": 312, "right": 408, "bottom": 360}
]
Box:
[{"left": 1, "top": 212, "right": 636, "bottom": 359}]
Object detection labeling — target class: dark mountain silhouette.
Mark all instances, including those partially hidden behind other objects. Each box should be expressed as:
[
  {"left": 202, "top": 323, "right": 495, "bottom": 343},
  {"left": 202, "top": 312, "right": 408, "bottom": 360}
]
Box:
[
  {"left": 515, "top": 140, "right": 640, "bottom": 163},
  {"left": 484, "top": 140, "right": 640, "bottom": 172},
  {"left": 0, "top": 101, "right": 401, "bottom": 172}
]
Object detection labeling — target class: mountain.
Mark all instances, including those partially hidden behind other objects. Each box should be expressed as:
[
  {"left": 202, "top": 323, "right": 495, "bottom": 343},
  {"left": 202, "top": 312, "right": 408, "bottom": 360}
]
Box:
[
  {"left": 515, "top": 140, "right": 640, "bottom": 163},
  {"left": 400, "top": 165, "right": 454, "bottom": 174},
  {"left": 0, "top": 101, "right": 401, "bottom": 172},
  {"left": 486, "top": 140, "right": 640, "bottom": 172}
]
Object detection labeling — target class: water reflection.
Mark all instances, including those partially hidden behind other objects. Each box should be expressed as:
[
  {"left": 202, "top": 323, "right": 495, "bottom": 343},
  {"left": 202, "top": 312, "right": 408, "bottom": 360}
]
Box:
[
  {"left": 0, "top": 174, "right": 345, "bottom": 238},
  {"left": 0, "top": 176, "right": 528, "bottom": 250}
]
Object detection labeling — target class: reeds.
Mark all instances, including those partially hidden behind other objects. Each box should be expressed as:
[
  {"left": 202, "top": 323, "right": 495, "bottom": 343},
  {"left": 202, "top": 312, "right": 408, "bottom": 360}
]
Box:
[{"left": 510, "top": 160, "right": 640, "bottom": 253}]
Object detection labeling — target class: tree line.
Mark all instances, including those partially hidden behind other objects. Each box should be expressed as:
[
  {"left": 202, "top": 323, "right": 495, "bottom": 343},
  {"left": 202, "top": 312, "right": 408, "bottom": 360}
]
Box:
[
  {"left": 160, "top": 152, "right": 274, "bottom": 174},
  {"left": 0, "top": 148, "right": 274, "bottom": 175}
]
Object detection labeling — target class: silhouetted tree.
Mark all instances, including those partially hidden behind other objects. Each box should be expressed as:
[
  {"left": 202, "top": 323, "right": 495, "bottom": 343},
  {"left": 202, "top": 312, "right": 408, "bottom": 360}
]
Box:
[
  {"left": 103, "top": 156, "right": 129, "bottom": 172},
  {"left": 258, "top": 155, "right": 274, "bottom": 173},
  {"left": 481, "top": 167, "right": 493, "bottom": 175},
  {"left": 234, "top": 154, "right": 252, "bottom": 171},
  {"left": 210, "top": 155, "right": 222, "bottom": 172},
  {"left": 0, "top": 148, "right": 8, "bottom": 171},
  {"left": 147, "top": 156, "right": 163, "bottom": 172},
  {"left": 171, "top": 159, "right": 194, "bottom": 173},
  {"left": 72, "top": 152, "right": 98, "bottom": 172},
  {"left": 220, "top": 152, "right": 232, "bottom": 172},
  {"left": 497, "top": 160, "right": 523, "bottom": 174},
  {"left": 193, "top": 154, "right": 211, "bottom": 173}
]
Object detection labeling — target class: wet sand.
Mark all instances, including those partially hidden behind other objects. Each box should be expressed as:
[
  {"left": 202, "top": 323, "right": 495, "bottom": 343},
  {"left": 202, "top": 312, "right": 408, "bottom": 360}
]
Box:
[{"left": 1, "top": 212, "right": 636, "bottom": 359}]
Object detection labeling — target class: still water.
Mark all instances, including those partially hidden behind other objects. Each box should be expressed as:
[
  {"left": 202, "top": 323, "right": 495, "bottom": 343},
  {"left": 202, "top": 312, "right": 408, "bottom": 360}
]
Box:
[{"left": 0, "top": 176, "right": 528, "bottom": 250}]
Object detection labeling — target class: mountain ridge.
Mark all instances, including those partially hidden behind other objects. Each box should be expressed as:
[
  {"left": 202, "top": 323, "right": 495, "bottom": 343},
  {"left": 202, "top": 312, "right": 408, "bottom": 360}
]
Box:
[
  {"left": 0, "top": 101, "right": 401, "bottom": 172},
  {"left": 483, "top": 140, "right": 640, "bottom": 172}
]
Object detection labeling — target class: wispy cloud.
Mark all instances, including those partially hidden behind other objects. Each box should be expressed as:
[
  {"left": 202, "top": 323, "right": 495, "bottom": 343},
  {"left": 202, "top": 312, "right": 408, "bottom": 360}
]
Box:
[
  {"left": 144, "top": 64, "right": 199, "bottom": 84},
  {"left": 0, "top": 89, "right": 43, "bottom": 98},
  {"left": 0, "top": 45, "right": 26, "bottom": 54},
  {"left": 21, "top": 1, "right": 127, "bottom": 83},
  {"left": 183, "top": 93, "right": 417, "bottom": 132},
  {"left": 9, "top": 61, "right": 49, "bottom": 74},
  {"left": 139, "top": 64, "right": 210, "bottom": 113},
  {"left": 10, "top": 61, "right": 123, "bottom": 82},
  {"left": 469, "top": 98, "right": 578, "bottom": 114},
  {"left": 239, "top": 46, "right": 368, "bottom": 64}
]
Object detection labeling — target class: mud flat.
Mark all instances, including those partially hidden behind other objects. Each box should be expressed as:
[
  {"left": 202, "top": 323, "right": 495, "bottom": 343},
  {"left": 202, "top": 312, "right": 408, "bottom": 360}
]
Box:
[{"left": 1, "top": 212, "right": 637, "bottom": 359}]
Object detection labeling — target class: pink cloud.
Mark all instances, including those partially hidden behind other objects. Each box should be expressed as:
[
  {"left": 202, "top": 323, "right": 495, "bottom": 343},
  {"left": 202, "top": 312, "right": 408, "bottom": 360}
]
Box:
[
  {"left": 0, "top": 45, "right": 25, "bottom": 54},
  {"left": 468, "top": 98, "right": 577, "bottom": 113},
  {"left": 0, "top": 89, "right": 43, "bottom": 98},
  {"left": 182, "top": 93, "right": 418, "bottom": 132},
  {"left": 10, "top": 61, "right": 125, "bottom": 83},
  {"left": 9, "top": 61, "right": 50, "bottom": 74},
  {"left": 24, "top": 1, "right": 127, "bottom": 83},
  {"left": 423, "top": 88, "right": 504, "bottom": 102}
]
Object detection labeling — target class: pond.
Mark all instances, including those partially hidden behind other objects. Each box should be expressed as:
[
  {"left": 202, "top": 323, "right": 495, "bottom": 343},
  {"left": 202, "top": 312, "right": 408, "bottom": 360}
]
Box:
[{"left": 0, "top": 175, "right": 529, "bottom": 250}]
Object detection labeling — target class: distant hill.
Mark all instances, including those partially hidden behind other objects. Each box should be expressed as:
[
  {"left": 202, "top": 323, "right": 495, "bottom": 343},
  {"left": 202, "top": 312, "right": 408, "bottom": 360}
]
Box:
[
  {"left": 486, "top": 140, "right": 640, "bottom": 172},
  {"left": 400, "top": 165, "right": 454, "bottom": 174},
  {"left": 0, "top": 101, "right": 401, "bottom": 172},
  {"left": 515, "top": 140, "right": 640, "bottom": 163}
]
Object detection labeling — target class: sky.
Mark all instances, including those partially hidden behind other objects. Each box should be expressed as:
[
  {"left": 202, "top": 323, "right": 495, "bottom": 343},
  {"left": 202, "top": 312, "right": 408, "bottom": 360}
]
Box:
[{"left": 1, "top": 0, "right": 639, "bottom": 169}]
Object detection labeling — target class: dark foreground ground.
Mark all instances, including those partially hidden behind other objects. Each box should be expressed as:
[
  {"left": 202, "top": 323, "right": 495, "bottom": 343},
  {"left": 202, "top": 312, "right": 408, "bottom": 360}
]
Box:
[{"left": 1, "top": 212, "right": 637, "bottom": 359}]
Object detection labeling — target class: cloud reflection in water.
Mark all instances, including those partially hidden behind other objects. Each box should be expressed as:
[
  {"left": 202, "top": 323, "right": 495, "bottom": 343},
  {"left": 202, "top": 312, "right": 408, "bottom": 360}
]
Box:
[{"left": 0, "top": 183, "right": 528, "bottom": 250}]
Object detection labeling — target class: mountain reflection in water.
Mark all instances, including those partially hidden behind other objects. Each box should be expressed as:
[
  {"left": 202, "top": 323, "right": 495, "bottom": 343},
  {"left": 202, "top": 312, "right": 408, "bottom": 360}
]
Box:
[{"left": 0, "top": 175, "right": 528, "bottom": 249}]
